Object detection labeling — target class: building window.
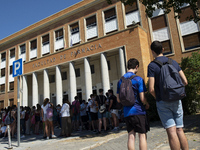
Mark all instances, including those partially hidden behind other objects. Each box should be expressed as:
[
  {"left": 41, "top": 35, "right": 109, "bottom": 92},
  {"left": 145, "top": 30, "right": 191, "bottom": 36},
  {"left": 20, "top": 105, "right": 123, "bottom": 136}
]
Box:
[
  {"left": 42, "top": 34, "right": 49, "bottom": 46},
  {"left": 104, "top": 7, "right": 118, "bottom": 34},
  {"left": 20, "top": 44, "right": 26, "bottom": 54},
  {"left": 75, "top": 68, "right": 80, "bottom": 77},
  {"left": 49, "top": 75, "right": 55, "bottom": 83},
  {"left": 178, "top": 6, "right": 200, "bottom": 50},
  {"left": 30, "top": 39, "right": 37, "bottom": 50},
  {"left": 10, "top": 66, "right": 13, "bottom": 75},
  {"left": 151, "top": 14, "right": 172, "bottom": 54},
  {"left": 10, "top": 48, "right": 15, "bottom": 58},
  {"left": 55, "top": 29, "right": 63, "bottom": 41},
  {"left": 107, "top": 61, "right": 111, "bottom": 70},
  {"left": 90, "top": 65, "right": 95, "bottom": 74},
  {"left": 62, "top": 72, "right": 67, "bottom": 80},
  {"left": 1, "top": 52, "right": 6, "bottom": 62},
  {"left": 1, "top": 68, "right": 5, "bottom": 77},
  {"left": 70, "top": 22, "right": 80, "bottom": 46},
  {"left": 0, "top": 84, "right": 5, "bottom": 93},
  {"left": 125, "top": 2, "right": 140, "bottom": 27},
  {"left": 9, "top": 82, "right": 14, "bottom": 91},
  {"left": 86, "top": 15, "right": 98, "bottom": 40}
]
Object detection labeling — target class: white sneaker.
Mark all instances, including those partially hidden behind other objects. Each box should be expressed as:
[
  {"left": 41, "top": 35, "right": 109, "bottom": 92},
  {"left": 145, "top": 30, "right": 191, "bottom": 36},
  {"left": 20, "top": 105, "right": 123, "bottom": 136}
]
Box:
[
  {"left": 21, "top": 135, "right": 25, "bottom": 138},
  {"left": 46, "top": 136, "right": 49, "bottom": 140},
  {"left": 52, "top": 135, "right": 57, "bottom": 138}
]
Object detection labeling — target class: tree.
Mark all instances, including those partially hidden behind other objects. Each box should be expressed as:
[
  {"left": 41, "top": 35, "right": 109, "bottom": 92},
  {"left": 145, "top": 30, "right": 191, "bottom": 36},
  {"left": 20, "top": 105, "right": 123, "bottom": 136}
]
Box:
[
  {"left": 180, "top": 51, "right": 200, "bottom": 115},
  {"left": 107, "top": 0, "right": 200, "bottom": 22}
]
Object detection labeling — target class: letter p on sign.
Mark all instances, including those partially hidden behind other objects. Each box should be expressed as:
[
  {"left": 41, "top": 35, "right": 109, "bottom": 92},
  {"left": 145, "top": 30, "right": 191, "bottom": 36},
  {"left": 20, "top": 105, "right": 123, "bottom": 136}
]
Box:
[{"left": 13, "top": 58, "right": 23, "bottom": 77}]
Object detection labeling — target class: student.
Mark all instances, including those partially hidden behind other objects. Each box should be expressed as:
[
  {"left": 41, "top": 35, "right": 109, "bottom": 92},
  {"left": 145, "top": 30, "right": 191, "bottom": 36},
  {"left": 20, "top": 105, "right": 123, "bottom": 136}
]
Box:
[
  {"left": 117, "top": 58, "right": 149, "bottom": 150},
  {"left": 95, "top": 89, "right": 107, "bottom": 134},
  {"left": 71, "top": 96, "right": 80, "bottom": 131},
  {"left": 148, "top": 41, "right": 188, "bottom": 150}
]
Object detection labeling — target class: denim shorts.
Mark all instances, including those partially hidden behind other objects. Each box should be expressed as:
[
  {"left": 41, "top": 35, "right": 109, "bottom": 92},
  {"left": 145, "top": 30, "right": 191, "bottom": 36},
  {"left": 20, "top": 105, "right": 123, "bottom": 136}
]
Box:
[
  {"left": 98, "top": 111, "right": 106, "bottom": 119},
  {"left": 72, "top": 113, "right": 80, "bottom": 121},
  {"left": 156, "top": 100, "right": 184, "bottom": 129}
]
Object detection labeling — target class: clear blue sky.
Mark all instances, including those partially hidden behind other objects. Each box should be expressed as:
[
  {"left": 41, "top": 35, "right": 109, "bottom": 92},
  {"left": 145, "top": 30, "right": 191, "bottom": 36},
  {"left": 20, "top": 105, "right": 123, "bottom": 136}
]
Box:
[{"left": 0, "top": 0, "right": 81, "bottom": 40}]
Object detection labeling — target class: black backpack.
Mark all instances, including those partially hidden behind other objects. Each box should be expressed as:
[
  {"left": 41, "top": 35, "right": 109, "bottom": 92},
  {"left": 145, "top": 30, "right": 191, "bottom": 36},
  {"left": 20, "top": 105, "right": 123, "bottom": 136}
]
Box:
[
  {"left": 154, "top": 58, "right": 186, "bottom": 101},
  {"left": 118, "top": 75, "right": 137, "bottom": 106}
]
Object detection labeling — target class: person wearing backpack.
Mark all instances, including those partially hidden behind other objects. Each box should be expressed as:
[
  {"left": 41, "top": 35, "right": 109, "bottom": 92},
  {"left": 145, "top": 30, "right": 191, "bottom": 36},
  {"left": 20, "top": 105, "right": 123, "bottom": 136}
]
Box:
[
  {"left": 95, "top": 89, "right": 107, "bottom": 134},
  {"left": 117, "top": 58, "right": 149, "bottom": 150},
  {"left": 108, "top": 89, "right": 120, "bottom": 131},
  {"left": 148, "top": 41, "right": 188, "bottom": 150}
]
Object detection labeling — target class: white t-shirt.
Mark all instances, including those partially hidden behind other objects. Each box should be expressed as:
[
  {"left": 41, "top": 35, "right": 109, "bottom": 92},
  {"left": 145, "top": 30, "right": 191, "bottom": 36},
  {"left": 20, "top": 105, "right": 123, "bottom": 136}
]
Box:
[
  {"left": 88, "top": 100, "right": 98, "bottom": 113},
  {"left": 80, "top": 103, "right": 87, "bottom": 116},
  {"left": 41, "top": 103, "right": 50, "bottom": 115},
  {"left": 60, "top": 103, "right": 70, "bottom": 117}
]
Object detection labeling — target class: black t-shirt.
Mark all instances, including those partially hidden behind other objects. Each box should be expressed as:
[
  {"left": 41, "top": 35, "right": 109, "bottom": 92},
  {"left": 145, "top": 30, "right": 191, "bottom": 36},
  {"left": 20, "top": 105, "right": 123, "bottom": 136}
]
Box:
[
  {"left": 147, "top": 56, "right": 181, "bottom": 101},
  {"left": 95, "top": 95, "right": 106, "bottom": 109},
  {"left": 109, "top": 95, "right": 117, "bottom": 109}
]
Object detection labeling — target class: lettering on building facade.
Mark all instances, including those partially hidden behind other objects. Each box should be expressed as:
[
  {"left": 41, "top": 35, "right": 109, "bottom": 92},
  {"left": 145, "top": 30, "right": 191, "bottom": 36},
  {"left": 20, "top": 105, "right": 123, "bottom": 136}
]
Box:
[{"left": 32, "top": 43, "right": 102, "bottom": 68}]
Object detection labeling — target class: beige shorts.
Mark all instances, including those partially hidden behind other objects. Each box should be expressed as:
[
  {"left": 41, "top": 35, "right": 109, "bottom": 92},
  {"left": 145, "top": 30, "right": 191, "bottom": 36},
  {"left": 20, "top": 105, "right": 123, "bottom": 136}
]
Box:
[{"left": 111, "top": 109, "right": 118, "bottom": 117}]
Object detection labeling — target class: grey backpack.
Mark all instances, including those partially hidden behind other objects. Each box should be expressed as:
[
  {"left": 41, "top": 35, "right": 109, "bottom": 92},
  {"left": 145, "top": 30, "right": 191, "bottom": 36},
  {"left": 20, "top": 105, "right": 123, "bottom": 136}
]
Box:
[
  {"left": 118, "top": 75, "right": 137, "bottom": 106},
  {"left": 154, "top": 58, "right": 186, "bottom": 101}
]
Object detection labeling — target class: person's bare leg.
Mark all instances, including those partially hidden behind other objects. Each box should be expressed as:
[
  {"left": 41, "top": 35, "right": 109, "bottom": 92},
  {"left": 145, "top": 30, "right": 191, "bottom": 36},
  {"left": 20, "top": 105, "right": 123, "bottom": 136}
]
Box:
[
  {"left": 103, "top": 117, "right": 107, "bottom": 131},
  {"left": 127, "top": 130, "right": 136, "bottom": 150},
  {"left": 45, "top": 121, "right": 49, "bottom": 137},
  {"left": 112, "top": 113, "right": 117, "bottom": 127},
  {"left": 138, "top": 133, "right": 147, "bottom": 150},
  {"left": 50, "top": 121, "right": 54, "bottom": 135},
  {"left": 166, "top": 126, "right": 180, "bottom": 150},
  {"left": 176, "top": 128, "right": 189, "bottom": 150},
  {"left": 98, "top": 118, "right": 102, "bottom": 132}
]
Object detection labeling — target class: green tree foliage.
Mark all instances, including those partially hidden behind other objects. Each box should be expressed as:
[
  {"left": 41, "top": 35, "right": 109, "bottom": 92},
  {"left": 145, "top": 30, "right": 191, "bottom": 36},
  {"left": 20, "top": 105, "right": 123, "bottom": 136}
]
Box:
[
  {"left": 106, "top": 0, "right": 200, "bottom": 22},
  {"left": 180, "top": 51, "right": 200, "bottom": 115}
]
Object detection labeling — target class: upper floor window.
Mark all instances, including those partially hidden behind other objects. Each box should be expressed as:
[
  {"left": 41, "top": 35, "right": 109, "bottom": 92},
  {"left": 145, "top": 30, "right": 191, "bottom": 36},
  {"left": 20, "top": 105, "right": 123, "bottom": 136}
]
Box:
[
  {"left": 151, "top": 10, "right": 172, "bottom": 55},
  {"left": 9, "top": 82, "right": 14, "bottom": 91},
  {"left": 1, "top": 68, "right": 5, "bottom": 77},
  {"left": 86, "top": 15, "right": 98, "bottom": 40},
  {"left": 1, "top": 52, "right": 6, "bottom": 62},
  {"left": 70, "top": 22, "right": 79, "bottom": 35},
  {"left": 86, "top": 15, "right": 97, "bottom": 29},
  {"left": 104, "top": 8, "right": 118, "bottom": 34},
  {"left": 20, "top": 44, "right": 26, "bottom": 54},
  {"left": 10, "top": 48, "right": 15, "bottom": 58},
  {"left": 42, "top": 34, "right": 49, "bottom": 46},
  {"left": 55, "top": 29, "right": 63, "bottom": 41},
  {"left": 104, "top": 8, "right": 116, "bottom": 22},
  {"left": 10, "top": 66, "right": 13, "bottom": 75},
  {"left": 0, "top": 84, "right": 5, "bottom": 93},
  {"left": 178, "top": 6, "right": 200, "bottom": 50},
  {"left": 30, "top": 39, "right": 37, "bottom": 50},
  {"left": 125, "top": 2, "right": 140, "bottom": 27}
]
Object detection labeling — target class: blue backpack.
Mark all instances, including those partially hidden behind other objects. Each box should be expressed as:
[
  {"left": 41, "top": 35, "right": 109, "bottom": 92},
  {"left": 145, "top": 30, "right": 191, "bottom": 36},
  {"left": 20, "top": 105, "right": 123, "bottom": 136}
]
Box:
[{"left": 154, "top": 58, "right": 186, "bottom": 101}]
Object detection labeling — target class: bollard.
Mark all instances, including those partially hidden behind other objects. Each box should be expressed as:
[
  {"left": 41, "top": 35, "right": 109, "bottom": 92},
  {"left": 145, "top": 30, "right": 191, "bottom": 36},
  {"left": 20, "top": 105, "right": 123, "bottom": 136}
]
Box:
[{"left": 7, "top": 125, "right": 13, "bottom": 149}]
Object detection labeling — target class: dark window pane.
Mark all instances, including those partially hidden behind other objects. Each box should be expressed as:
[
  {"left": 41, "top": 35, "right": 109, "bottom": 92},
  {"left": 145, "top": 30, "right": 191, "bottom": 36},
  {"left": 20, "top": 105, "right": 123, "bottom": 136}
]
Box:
[
  {"left": 10, "top": 66, "right": 13, "bottom": 75},
  {"left": 1, "top": 68, "right": 5, "bottom": 77},
  {"left": 183, "top": 32, "right": 200, "bottom": 50},
  {"left": 162, "top": 40, "right": 172, "bottom": 55},
  {"left": 125, "top": 2, "right": 138, "bottom": 14},
  {"left": 1, "top": 52, "right": 6, "bottom": 62},
  {"left": 90, "top": 65, "right": 95, "bottom": 74},
  {"left": 151, "top": 15, "right": 167, "bottom": 31},
  {"left": 179, "top": 6, "right": 195, "bottom": 23},
  {"left": 9, "top": 82, "right": 14, "bottom": 91},
  {"left": 10, "top": 48, "right": 15, "bottom": 58},
  {"left": 42, "top": 34, "right": 49, "bottom": 45},
  {"left": 62, "top": 72, "right": 67, "bottom": 80},
  {"left": 30, "top": 39, "right": 37, "bottom": 50},
  {"left": 75, "top": 68, "right": 80, "bottom": 77},
  {"left": 104, "top": 8, "right": 116, "bottom": 21}
]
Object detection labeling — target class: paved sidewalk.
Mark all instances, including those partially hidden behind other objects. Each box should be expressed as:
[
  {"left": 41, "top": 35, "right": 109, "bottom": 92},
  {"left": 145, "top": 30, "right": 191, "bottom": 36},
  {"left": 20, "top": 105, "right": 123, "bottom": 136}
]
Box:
[{"left": 0, "top": 114, "right": 199, "bottom": 150}]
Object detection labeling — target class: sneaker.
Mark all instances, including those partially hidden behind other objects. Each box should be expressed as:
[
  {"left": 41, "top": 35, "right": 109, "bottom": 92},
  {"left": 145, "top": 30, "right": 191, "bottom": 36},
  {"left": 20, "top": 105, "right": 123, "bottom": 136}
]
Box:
[
  {"left": 96, "top": 131, "right": 101, "bottom": 134},
  {"left": 52, "top": 135, "right": 57, "bottom": 138},
  {"left": 46, "top": 136, "right": 49, "bottom": 140},
  {"left": 93, "top": 130, "right": 97, "bottom": 133},
  {"left": 112, "top": 127, "right": 119, "bottom": 131},
  {"left": 21, "top": 135, "right": 25, "bottom": 139}
]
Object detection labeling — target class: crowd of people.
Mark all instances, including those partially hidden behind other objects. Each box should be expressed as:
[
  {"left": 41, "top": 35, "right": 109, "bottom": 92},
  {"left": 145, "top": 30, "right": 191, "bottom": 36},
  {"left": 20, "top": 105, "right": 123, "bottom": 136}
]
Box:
[{"left": 0, "top": 89, "right": 124, "bottom": 140}]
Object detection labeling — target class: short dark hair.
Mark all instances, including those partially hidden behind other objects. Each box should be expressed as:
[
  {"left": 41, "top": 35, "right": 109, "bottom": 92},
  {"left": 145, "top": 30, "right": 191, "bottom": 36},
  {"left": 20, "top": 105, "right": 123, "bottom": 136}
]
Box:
[
  {"left": 150, "top": 41, "right": 163, "bottom": 55},
  {"left": 108, "top": 89, "right": 113, "bottom": 95},
  {"left": 127, "top": 58, "right": 139, "bottom": 70},
  {"left": 99, "top": 88, "right": 103, "bottom": 93},
  {"left": 74, "top": 96, "right": 79, "bottom": 100}
]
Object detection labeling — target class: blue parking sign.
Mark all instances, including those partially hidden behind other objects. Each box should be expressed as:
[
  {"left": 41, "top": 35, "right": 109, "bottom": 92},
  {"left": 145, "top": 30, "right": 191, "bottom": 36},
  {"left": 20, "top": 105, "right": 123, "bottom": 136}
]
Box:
[{"left": 13, "top": 58, "right": 23, "bottom": 77}]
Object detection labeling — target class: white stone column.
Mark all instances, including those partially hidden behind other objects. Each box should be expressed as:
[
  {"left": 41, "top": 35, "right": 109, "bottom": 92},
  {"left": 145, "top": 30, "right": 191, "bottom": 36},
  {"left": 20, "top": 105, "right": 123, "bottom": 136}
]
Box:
[
  {"left": 100, "top": 53, "right": 110, "bottom": 95},
  {"left": 119, "top": 47, "right": 126, "bottom": 76},
  {"left": 22, "top": 75, "right": 28, "bottom": 106},
  {"left": 69, "top": 62, "right": 76, "bottom": 103},
  {"left": 84, "top": 58, "right": 92, "bottom": 101},
  {"left": 56, "top": 66, "right": 63, "bottom": 105},
  {"left": 43, "top": 69, "right": 50, "bottom": 99},
  {"left": 32, "top": 72, "right": 39, "bottom": 106}
]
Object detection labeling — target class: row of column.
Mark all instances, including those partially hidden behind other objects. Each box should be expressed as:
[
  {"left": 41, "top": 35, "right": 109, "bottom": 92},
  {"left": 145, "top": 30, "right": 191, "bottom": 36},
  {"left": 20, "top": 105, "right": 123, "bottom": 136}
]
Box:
[{"left": 22, "top": 48, "right": 126, "bottom": 106}]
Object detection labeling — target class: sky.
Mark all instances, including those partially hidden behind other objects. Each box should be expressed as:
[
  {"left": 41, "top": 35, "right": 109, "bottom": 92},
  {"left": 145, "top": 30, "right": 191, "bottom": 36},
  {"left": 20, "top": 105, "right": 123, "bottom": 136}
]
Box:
[{"left": 0, "top": 0, "right": 81, "bottom": 40}]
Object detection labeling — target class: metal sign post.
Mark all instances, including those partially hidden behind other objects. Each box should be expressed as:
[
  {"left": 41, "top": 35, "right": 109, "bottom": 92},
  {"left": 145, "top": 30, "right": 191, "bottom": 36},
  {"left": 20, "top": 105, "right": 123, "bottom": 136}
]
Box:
[{"left": 13, "top": 58, "right": 23, "bottom": 147}]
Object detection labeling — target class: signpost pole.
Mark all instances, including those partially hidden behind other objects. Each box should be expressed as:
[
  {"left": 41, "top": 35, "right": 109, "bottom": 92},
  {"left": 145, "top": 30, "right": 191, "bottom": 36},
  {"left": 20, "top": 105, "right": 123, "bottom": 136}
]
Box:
[{"left": 17, "top": 76, "right": 20, "bottom": 146}]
